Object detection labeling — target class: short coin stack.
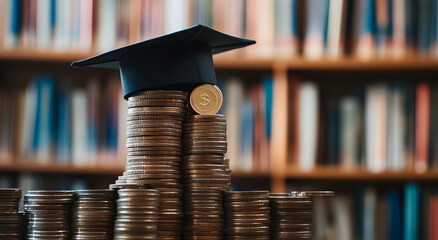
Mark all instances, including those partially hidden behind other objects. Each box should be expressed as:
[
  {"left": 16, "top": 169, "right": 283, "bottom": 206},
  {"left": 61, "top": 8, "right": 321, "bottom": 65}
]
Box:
[
  {"left": 182, "top": 114, "right": 230, "bottom": 192},
  {"left": 269, "top": 195, "right": 313, "bottom": 240},
  {"left": 0, "top": 189, "right": 23, "bottom": 239},
  {"left": 121, "top": 90, "right": 188, "bottom": 238},
  {"left": 72, "top": 189, "right": 116, "bottom": 239},
  {"left": 114, "top": 188, "right": 159, "bottom": 239},
  {"left": 24, "top": 190, "right": 74, "bottom": 239},
  {"left": 182, "top": 189, "right": 224, "bottom": 239},
  {"left": 224, "top": 191, "right": 270, "bottom": 239}
]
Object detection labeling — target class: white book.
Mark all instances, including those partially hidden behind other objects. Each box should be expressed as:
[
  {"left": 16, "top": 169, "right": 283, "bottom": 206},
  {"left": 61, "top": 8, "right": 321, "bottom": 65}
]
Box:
[
  {"left": 333, "top": 195, "right": 354, "bottom": 240},
  {"left": 314, "top": 198, "right": 330, "bottom": 240},
  {"left": 326, "top": 0, "right": 345, "bottom": 58},
  {"left": 3, "top": 0, "right": 18, "bottom": 49},
  {"left": 255, "top": 0, "right": 274, "bottom": 57},
  {"left": 340, "top": 97, "right": 360, "bottom": 168},
  {"left": 224, "top": 0, "right": 244, "bottom": 37},
  {"left": 54, "top": 0, "right": 71, "bottom": 51},
  {"left": 97, "top": 0, "right": 116, "bottom": 51},
  {"left": 36, "top": 0, "right": 51, "bottom": 49},
  {"left": 72, "top": 89, "right": 88, "bottom": 166},
  {"left": 165, "top": 0, "right": 188, "bottom": 34},
  {"left": 225, "top": 79, "right": 243, "bottom": 171},
  {"left": 19, "top": 83, "right": 38, "bottom": 159},
  {"left": 387, "top": 87, "right": 406, "bottom": 170},
  {"left": 298, "top": 82, "right": 319, "bottom": 171},
  {"left": 365, "top": 84, "right": 388, "bottom": 172}
]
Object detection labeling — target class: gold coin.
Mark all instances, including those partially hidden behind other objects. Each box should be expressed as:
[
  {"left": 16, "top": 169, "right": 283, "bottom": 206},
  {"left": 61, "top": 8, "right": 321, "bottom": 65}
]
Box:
[{"left": 190, "top": 84, "right": 223, "bottom": 115}]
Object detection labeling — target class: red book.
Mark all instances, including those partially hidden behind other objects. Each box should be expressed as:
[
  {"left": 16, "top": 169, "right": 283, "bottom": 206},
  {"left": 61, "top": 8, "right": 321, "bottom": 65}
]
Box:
[
  {"left": 415, "top": 82, "right": 430, "bottom": 172},
  {"left": 430, "top": 196, "right": 438, "bottom": 240}
]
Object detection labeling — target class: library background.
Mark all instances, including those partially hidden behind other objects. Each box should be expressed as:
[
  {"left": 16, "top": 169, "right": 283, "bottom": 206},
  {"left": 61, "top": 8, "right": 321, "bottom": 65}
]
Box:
[{"left": 0, "top": 0, "right": 437, "bottom": 239}]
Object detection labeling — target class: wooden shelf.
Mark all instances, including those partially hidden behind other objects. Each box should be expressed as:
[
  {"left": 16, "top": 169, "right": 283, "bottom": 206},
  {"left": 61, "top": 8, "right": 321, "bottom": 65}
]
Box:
[
  {"left": 285, "top": 166, "right": 438, "bottom": 181},
  {"left": 0, "top": 162, "right": 270, "bottom": 178},
  {"left": 1, "top": 50, "right": 438, "bottom": 70},
  {"left": 0, "top": 162, "right": 124, "bottom": 175},
  {"left": 1, "top": 162, "right": 437, "bottom": 181}
]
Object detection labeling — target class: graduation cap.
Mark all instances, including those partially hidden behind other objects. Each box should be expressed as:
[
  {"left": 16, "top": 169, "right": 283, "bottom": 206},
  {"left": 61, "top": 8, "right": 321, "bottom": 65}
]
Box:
[{"left": 72, "top": 25, "right": 255, "bottom": 99}]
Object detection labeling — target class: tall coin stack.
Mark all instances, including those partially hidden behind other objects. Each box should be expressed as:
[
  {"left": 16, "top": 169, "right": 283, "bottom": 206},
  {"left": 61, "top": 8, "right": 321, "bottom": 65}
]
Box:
[
  {"left": 72, "top": 189, "right": 116, "bottom": 239},
  {"left": 0, "top": 189, "right": 23, "bottom": 239},
  {"left": 182, "top": 107, "right": 230, "bottom": 237},
  {"left": 224, "top": 191, "right": 271, "bottom": 239},
  {"left": 24, "top": 190, "right": 74, "bottom": 239},
  {"left": 121, "top": 90, "right": 188, "bottom": 239},
  {"left": 114, "top": 188, "right": 159, "bottom": 239},
  {"left": 269, "top": 195, "right": 313, "bottom": 240}
]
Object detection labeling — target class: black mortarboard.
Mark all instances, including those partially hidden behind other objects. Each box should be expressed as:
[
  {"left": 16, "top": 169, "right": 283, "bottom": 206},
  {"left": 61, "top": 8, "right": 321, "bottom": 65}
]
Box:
[{"left": 72, "top": 25, "right": 255, "bottom": 99}]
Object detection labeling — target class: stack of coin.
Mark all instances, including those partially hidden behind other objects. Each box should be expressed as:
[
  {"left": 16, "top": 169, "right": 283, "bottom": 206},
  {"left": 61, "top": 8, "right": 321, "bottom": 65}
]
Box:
[
  {"left": 182, "top": 114, "right": 230, "bottom": 239},
  {"left": 269, "top": 195, "right": 313, "bottom": 240},
  {"left": 72, "top": 189, "right": 116, "bottom": 239},
  {"left": 114, "top": 188, "right": 159, "bottom": 239},
  {"left": 182, "top": 114, "right": 230, "bottom": 192},
  {"left": 121, "top": 89, "right": 188, "bottom": 239},
  {"left": 0, "top": 188, "right": 24, "bottom": 239},
  {"left": 24, "top": 190, "right": 74, "bottom": 239},
  {"left": 224, "top": 191, "right": 270, "bottom": 239},
  {"left": 182, "top": 189, "right": 224, "bottom": 239}
]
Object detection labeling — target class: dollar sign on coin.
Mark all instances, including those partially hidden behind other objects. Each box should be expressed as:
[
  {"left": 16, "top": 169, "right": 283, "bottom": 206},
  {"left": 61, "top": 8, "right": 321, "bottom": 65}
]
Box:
[
  {"left": 200, "top": 92, "right": 210, "bottom": 107},
  {"left": 190, "top": 84, "right": 223, "bottom": 115}
]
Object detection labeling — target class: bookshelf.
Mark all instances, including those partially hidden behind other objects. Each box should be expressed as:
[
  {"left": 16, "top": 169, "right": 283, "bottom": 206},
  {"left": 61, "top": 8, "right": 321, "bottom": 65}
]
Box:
[
  {"left": 2, "top": 0, "right": 438, "bottom": 237},
  {"left": 2, "top": 50, "right": 438, "bottom": 191}
]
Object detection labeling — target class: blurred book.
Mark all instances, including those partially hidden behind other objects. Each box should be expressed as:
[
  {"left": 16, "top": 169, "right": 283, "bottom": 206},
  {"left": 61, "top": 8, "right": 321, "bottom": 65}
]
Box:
[{"left": 3, "top": 0, "right": 438, "bottom": 58}]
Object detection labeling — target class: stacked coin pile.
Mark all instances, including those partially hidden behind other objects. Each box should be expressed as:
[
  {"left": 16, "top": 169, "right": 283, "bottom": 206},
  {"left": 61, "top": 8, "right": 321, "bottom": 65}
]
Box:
[
  {"left": 182, "top": 189, "right": 224, "bottom": 239},
  {"left": 182, "top": 114, "right": 230, "bottom": 192},
  {"left": 224, "top": 191, "right": 270, "bottom": 239},
  {"left": 121, "top": 89, "right": 188, "bottom": 239},
  {"left": 181, "top": 114, "right": 230, "bottom": 239},
  {"left": 24, "top": 190, "right": 74, "bottom": 239},
  {"left": 72, "top": 189, "right": 116, "bottom": 239},
  {"left": 0, "top": 189, "right": 24, "bottom": 239},
  {"left": 269, "top": 195, "right": 313, "bottom": 240},
  {"left": 114, "top": 188, "right": 159, "bottom": 239}
]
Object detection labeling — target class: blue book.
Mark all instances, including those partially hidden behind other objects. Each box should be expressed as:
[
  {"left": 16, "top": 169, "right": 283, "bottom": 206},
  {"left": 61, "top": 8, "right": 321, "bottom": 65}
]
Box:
[
  {"left": 50, "top": 0, "right": 56, "bottom": 30},
  {"left": 240, "top": 97, "right": 254, "bottom": 170},
  {"left": 353, "top": 188, "right": 364, "bottom": 240},
  {"left": 418, "top": 0, "right": 433, "bottom": 55},
  {"left": 57, "top": 85, "right": 71, "bottom": 164},
  {"left": 404, "top": 183, "right": 420, "bottom": 240},
  {"left": 359, "top": 0, "right": 376, "bottom": 36},
  {"left": 326, "top": 98, "right": 340, "bottom": 165},
  {"left": 386, "top": 191, "right": 402, "bottom": 240},
  {"left": 405, "top": 0, "right": 416, "bottom": 48},
  {"left": 262, "top": 77, "right": 273, "bottom": 141},
  {"left": 291, "top": 0, "right": 297, "bottom": 37},
  {"left": 35, "top": 77, "right": 55, "bottom": 162},
  {"left": 9, "top": 0, "right": 22, "bottom": 38},
  {"left": 32, "top": 79, "right": 42, "bottom": 154}
]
